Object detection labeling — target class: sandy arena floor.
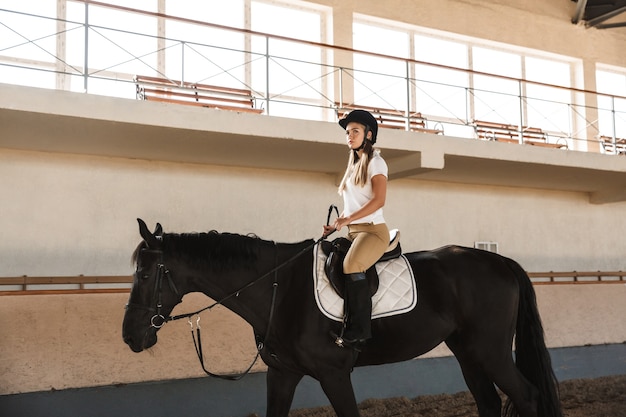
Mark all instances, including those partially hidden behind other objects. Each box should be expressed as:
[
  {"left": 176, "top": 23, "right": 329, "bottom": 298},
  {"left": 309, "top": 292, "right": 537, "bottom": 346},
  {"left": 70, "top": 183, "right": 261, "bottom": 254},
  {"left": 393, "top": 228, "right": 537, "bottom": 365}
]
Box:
[{"left": 283, "top": 374, "right": 626, "bottom": 417}]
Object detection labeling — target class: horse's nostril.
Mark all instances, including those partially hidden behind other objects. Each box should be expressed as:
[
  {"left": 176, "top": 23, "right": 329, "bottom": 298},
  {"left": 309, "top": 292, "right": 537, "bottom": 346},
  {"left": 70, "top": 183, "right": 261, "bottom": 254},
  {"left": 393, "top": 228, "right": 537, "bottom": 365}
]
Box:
[
  {"left": 123, "top": 334, "right": 137, "bottom": 347},
  {"left": 124, "top": 335, "right": 145, "bottom": 353}
]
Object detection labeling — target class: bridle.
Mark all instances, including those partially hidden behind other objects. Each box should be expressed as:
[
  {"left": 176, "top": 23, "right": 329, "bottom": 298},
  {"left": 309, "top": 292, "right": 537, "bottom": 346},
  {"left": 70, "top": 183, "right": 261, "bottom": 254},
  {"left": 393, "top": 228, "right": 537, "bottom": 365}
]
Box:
[
  {"left": 126, "top": 248, "right": 181, "bottom": 329},
  {"left": 126, "top": 244, "right": 278, "bottom": 380},
  {"left": 126, "top": 205, "right": 339, "bottom": 380}
]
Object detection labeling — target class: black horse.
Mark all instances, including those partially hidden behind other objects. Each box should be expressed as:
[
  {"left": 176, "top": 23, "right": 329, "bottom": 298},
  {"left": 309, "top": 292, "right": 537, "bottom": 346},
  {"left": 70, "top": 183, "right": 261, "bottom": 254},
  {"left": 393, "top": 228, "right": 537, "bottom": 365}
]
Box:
[{"left": 123, "top": 219, "right": 562, "bottom": 417}]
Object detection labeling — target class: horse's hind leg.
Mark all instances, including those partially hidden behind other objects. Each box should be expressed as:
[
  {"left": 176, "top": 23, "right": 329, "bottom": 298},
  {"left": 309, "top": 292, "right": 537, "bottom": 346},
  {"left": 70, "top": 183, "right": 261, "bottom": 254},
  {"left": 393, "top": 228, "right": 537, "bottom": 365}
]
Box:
[
  {"left": 448, "top": 343, "right": 502, "bottom": 417},
  {"left": 485, "top": 359, "right": 539, "bottom": 417},
  {"left": 448, "top": 338, "right": 539, "bottom": 417}
]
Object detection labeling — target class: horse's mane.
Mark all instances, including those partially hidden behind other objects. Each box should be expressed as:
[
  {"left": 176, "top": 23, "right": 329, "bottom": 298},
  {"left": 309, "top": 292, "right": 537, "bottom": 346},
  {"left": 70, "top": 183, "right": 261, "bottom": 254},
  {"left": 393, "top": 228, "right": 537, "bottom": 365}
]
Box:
[
  {"left": 132, "top": 230, "right": 267, "bottom": 272},
  {"left": 131, "top": 241, "right": 146, "bottom": 265}
]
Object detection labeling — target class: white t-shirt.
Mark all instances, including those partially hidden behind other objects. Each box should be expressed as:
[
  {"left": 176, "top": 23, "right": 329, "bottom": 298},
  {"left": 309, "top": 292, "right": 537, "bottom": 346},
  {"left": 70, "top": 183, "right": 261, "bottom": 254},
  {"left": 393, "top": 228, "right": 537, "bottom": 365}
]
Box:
[{"left": 342, "top": 150, "right": 388, "bottom": 225}]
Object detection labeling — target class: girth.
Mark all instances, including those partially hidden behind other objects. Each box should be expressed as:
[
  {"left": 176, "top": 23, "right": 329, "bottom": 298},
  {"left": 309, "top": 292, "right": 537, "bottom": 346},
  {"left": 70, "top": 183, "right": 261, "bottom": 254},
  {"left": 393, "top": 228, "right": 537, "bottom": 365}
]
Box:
[{"left": 321, "top": 229, "right": 402, "bottom": 299}]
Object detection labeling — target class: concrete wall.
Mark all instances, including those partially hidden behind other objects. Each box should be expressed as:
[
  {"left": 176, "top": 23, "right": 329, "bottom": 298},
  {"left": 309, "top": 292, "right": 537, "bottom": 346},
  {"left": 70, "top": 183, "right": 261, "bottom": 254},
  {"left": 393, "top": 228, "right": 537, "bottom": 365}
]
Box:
[
  {"left": 1, "top": 148, "right": 625, "bottom": 276},
  {"left": 0, "top": 149, "right": 333, "bottom": 277}
]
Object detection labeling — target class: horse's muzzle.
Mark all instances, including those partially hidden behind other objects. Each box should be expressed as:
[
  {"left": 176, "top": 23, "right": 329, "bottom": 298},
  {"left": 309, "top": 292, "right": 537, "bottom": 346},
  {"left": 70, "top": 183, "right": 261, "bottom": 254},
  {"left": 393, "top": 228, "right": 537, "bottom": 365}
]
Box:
[{"left": 123, "top": 325, "right": 157, "bottom": 352}]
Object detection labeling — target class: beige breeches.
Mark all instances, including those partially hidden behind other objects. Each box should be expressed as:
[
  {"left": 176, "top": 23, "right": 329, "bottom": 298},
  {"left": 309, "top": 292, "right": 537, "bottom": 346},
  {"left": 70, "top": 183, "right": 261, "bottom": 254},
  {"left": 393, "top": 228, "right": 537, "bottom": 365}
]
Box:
[{"left": 343, "top": 223, "right": 390, "bottom": 274}]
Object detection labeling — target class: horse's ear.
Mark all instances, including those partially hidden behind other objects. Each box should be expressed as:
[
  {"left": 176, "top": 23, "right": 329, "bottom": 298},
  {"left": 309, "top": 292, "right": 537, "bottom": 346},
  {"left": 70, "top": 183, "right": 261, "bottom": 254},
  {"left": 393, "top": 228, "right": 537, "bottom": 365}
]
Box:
[
  {"left": 137, "top": 218, "right": 161, "bottom": 249},
  {"left": 154, "top": 223, "right": 163, "bottom": 236}
]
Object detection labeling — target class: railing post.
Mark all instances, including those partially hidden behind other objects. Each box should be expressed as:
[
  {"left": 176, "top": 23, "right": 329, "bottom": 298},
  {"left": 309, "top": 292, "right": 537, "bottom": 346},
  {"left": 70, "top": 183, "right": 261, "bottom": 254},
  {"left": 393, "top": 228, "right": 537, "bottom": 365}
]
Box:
[
  {"left": 610, "top": 96, "right": 617, "bottom": 145},
  {"left": 338, "top": 67, "right": 344, "bottom": 108},
  {"left": 405, "top": 60, "right": 411, "bottom": 131},
  {"left": 265, "top": 36, "right": 270, "bottom": 114},
  {"left": 517, "top": 79, "right": 524, "bottom": 144},
  {"left": 181, "top": 41, "right": 185, "bottom": 86},
  {"left": 567, "top": 103, "right": 573, "bottom": 141},
  {"left": 83, "top": 2, "right": 89, "bottom": 93},
  {"left": 466, "top": 87, "right": 472, "bottom": 127},
  {"left": 55, "top": 0, "right": 67, "bottom": 90}
]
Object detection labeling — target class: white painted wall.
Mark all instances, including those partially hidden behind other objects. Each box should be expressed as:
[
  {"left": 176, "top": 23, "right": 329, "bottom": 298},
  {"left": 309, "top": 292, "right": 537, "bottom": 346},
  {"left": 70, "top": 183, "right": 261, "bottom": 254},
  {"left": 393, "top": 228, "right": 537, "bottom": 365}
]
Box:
[
  {"left": 1, "top": 148, "right": 624, "bottom": 277},
  {"left": 385, "top": 179, "right": 626, "bottom": 272},
  {"left": 0, "top": 149, "right": 334, "bottom": 277}
]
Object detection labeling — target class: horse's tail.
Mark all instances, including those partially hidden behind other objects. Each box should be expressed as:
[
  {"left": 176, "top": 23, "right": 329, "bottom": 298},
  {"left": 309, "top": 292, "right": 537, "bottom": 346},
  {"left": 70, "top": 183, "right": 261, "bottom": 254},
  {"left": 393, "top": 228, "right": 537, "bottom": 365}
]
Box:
[{"left": 504, "top": 259, "right": 563, "bottom": 417}]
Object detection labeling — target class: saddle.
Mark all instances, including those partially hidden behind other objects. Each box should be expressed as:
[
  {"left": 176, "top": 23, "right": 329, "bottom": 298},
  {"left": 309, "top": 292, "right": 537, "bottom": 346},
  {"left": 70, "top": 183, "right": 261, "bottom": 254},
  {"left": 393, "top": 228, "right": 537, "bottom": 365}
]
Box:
[{"left": 321, "top": 229, "right": 402, "bottom": 299}]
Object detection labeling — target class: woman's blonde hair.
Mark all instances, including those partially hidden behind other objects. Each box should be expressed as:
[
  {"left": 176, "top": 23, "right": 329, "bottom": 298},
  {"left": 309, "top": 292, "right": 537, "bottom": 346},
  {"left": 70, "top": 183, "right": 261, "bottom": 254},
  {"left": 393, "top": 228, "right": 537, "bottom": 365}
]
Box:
[{"left": 338, "top": 139, "right": 374, "bottom": 195}]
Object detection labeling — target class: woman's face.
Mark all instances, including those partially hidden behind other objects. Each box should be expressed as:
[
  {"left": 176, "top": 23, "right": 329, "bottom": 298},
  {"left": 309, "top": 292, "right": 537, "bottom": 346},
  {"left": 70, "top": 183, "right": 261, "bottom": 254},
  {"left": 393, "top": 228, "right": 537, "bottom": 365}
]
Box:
[{"left": 345, "top": 122, "right": 368, "bottom": 150}]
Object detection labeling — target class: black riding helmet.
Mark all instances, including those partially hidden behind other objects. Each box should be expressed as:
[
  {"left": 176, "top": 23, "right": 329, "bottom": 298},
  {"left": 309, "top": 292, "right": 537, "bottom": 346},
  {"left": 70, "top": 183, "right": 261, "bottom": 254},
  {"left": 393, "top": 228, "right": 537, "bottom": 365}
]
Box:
[{"left": 338, "top": 109, "right": 378, "bottom": 144}]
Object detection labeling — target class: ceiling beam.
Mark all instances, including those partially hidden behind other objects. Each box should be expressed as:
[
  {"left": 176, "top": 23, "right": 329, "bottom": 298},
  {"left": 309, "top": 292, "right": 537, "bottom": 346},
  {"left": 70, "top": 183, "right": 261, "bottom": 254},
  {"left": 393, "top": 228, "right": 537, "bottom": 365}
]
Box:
[
  {"left": 585, "top": 5, "right": 626, "bottom": 27},
  {"left": 596, "top": 20, "right": 626, "bottom": 28},
  {"left": 572, "top": 0, "right": 589, "bottom": 24}
]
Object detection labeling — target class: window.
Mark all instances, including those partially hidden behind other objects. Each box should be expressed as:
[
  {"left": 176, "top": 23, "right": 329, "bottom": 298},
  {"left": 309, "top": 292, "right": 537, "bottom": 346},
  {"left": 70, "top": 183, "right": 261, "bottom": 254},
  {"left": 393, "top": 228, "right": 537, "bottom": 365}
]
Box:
[
  {"left": 474, "top": 241, "right": 499, "bottom": 253},
  {"left": 352, "top": 21, "right": 409, "bottom": 110},
  {"left": 166, "top": 0, "right": 242, "bottom": 27},
  {"left": 524, "top": 57, "right": 573, "bottom": 136},
  {"left": 250, "top": 0, "right": 331, "bottom": 120},
  {"left": 0, "top": 0, "right": 58, "bottom": 88},
  {"left": 353, "top": 16, "right": 581, "bottom": 140},
  {"left": 165, "top": 1, "right": 245, "bottom": 87},
  {"left": 414, "top": 34, "right": 469, "bottom": 135},
  {"left": 596, "top": 68, "right": 626, "bottom": 140},
  {"left": 87, "top": 4, "right": 158, "bottom": 80},
  {"left": 471, "top": 47, "right": 522, "bottom": 124}
]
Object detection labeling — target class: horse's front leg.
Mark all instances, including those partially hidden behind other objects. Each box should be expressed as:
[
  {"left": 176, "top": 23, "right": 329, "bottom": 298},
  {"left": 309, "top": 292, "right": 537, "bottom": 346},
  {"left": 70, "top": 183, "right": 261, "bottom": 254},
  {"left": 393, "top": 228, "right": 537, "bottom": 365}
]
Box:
[
  {"left": 265, "top": 366, "right": 304, "bottom": 417},
  {"left": 318, "top": 370, "right": 360, "bottom": 417}
]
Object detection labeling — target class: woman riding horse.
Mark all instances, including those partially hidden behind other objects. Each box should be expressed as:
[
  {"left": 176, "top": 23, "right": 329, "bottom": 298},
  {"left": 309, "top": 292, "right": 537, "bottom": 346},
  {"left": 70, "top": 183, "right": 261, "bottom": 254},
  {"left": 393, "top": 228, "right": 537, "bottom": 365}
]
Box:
[{"left": 323, "top": 109, "right": 390, "bottom": 350}]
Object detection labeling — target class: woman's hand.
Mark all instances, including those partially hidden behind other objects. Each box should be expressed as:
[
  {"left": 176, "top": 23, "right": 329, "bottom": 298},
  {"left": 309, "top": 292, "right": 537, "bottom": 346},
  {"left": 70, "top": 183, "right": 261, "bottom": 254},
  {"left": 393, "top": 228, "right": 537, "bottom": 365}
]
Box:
[
  {"left": 333, "top": 216, "right": 350, "bottom": 232},
  {"left": 322, "top": 224, "right": 336, "bottom": 238},
  {"left": 322, "top": 215, "right": 350, "bottom": 238}
]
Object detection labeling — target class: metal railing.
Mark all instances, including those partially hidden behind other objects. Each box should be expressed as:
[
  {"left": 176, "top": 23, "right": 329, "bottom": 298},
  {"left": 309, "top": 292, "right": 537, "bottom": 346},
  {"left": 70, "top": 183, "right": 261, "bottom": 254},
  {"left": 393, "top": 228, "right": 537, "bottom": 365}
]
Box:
[{"left": 1, "top": 2, "right": 626, "bottom": 153}]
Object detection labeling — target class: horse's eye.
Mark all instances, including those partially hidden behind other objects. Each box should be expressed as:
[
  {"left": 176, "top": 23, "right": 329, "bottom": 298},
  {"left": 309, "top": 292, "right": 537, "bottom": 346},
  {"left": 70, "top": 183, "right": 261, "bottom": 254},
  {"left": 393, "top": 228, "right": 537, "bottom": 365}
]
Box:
[{"left": 136, "top": 267, "right": 150, "bottom": 280}]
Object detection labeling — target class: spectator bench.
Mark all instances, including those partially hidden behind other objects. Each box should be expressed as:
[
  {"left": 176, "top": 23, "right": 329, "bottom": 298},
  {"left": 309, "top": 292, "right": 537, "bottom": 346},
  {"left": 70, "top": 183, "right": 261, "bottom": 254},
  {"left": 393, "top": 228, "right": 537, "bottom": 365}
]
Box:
[
  {"left": 134, "top": 75, "right": 263, "bottom": 114},
  {"left": 599, "top": 135, "right": 626, "bottom": 155},
  {"left": 474, "top": 120, "right": 567, "bottom": 149}
]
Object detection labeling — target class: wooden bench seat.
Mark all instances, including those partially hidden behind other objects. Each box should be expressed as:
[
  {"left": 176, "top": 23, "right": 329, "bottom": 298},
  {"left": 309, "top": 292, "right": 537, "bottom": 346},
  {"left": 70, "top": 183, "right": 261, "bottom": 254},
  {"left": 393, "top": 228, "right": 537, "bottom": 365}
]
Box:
[
  {"left": 336, "top": 103, "right": 443, "bottom": 135},
  {"left": 599, "top": 135, "right": 626, "bottom": 155},
  {"left": 134, "top": 75, "right": 263, "bottom": 114},
  {"left": 474, "top": 120, "right": 567, "bottom": 149}
]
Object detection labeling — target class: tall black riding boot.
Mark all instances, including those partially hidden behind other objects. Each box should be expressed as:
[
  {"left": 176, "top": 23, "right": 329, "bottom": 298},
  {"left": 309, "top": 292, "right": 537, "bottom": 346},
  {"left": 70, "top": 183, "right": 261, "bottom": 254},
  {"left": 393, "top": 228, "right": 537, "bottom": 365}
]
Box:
[{"left": 337, "top": 272, "right": 372, "bottom": 348}]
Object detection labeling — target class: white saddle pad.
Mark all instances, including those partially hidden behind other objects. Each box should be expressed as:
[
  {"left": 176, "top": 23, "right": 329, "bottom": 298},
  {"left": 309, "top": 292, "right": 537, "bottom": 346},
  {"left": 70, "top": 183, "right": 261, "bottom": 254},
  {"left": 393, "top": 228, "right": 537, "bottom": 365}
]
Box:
[{"left": 313, "top": 243, "right": 418, "bottom": 322}]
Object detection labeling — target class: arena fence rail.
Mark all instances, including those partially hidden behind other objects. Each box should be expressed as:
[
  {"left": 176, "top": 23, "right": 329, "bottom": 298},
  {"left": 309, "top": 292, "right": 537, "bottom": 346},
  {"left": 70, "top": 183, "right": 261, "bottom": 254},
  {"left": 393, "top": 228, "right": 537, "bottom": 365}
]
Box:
[{"left": 0, "top": 271, "right": 624, "bottom": 295}]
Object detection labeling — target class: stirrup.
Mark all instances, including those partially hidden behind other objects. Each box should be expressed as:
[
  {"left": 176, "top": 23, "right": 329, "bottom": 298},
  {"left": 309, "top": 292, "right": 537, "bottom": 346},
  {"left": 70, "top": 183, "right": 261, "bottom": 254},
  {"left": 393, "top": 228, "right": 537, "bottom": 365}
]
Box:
[{"left": 330, "top": 331, "right": 365, "bottom": 351}]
